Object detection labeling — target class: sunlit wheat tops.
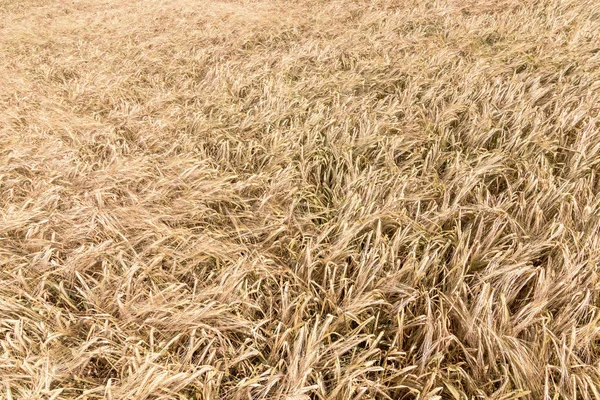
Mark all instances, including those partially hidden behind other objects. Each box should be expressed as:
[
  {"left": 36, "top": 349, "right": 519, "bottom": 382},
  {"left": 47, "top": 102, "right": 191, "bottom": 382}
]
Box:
[{"left": 1, "top": 0, "right": 600, "bottom": 398}]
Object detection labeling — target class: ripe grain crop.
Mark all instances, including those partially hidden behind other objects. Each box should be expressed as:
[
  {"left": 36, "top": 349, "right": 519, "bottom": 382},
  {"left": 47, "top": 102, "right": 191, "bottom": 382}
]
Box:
[{"left": 1, "top": 0, "right": 600, "bottom": 398}]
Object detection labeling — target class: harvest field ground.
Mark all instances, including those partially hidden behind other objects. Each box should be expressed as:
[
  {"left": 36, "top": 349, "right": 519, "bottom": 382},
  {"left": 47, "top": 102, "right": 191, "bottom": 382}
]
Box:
[{"left": 1, "top": 0, "right": 600, "bottom": 398}]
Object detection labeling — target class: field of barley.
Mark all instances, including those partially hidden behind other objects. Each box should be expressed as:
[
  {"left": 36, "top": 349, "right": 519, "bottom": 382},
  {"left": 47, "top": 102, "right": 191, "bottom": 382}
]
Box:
[{"left": 1, "top": 0, "right": 600, "bottom": 398}]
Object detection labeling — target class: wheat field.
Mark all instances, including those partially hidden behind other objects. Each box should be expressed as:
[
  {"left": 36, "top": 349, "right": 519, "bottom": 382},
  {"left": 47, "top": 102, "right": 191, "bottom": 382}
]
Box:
[{"left": 1, "top": 0, "right": 600, "bottom": 398}]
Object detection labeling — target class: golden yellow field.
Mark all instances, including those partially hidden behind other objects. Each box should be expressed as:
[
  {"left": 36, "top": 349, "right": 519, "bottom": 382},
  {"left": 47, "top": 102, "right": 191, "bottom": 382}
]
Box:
[{"left": 2, "top": 0, "right": 600, "bottom": 398}]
